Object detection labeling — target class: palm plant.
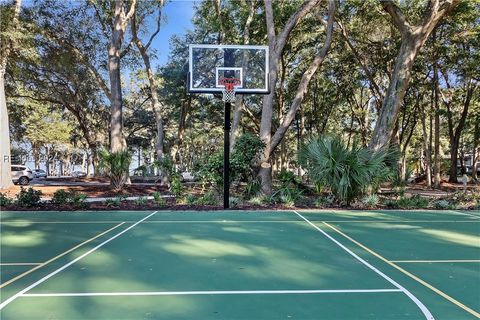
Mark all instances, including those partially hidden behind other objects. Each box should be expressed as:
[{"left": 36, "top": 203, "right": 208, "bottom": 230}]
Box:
[
  {"left": 98, "top": 150, "right": 132, "bottom": 191},
  {"left": 298, "top": 136, "right": 395, "bottom": 204}
]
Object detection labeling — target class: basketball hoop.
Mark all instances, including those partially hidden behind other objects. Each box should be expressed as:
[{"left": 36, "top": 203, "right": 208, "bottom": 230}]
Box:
[{"left": 219, "top": 77, "right": 241, "bottom": 103}]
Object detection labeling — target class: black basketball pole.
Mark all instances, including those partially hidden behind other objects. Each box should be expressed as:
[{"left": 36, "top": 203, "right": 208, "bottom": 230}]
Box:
[{"left": 223, "top": 101, "right": 231, "bottom": 209}]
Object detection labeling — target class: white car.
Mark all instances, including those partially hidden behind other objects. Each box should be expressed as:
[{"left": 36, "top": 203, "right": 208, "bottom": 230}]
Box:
[
  {"left": 11, "top": 165, "right": 34, "bottom": 185},
  {"left": 33, "top": 169, "right": 47, "bottom": 178}
]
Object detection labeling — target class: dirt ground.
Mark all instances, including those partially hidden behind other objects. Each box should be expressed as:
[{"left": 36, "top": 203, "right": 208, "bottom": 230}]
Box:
[{"left": 1, "top": 177, "right": 478, "bottom": 200}]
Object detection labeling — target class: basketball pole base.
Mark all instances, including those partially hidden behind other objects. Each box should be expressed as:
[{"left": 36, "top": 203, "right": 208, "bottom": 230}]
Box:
[{"left": 224, "top": 101, "right": 231, "bottom": 209}]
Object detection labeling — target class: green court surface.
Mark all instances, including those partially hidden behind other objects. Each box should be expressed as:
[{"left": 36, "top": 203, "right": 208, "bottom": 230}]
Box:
[{"left": 0, "top": 210, "right": 478, "bottom": 319}]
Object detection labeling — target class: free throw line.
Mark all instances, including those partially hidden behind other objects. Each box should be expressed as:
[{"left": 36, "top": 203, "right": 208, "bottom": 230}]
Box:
[
  {"left": 292, "top": 211, "right": 434, "bottom": 320},
  {"left": 323, "top": 221, "right": 480, "bottom": 319},
  {"left": 21, "top": 289, "right": 402, "bottom": 297},
  {"left": 0, "top": 211, "right": 158, "bottom": 310},
  {"left": 0, "top": 222, "right": 125, "bottom": 289}
]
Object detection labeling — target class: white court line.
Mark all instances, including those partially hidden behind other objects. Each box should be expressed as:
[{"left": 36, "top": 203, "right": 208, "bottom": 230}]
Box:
[
  {"left": 21, "top": 289, "right": 402, "bottom": 297},
  {"left": 292, "top": 211, "right": 434, "bottom": 320},
  {"left": 2, "top": 219, "right": 479, "bottom": 224},
  {"left": 0, "top": 211, "right": 158, "bottom": 310}
]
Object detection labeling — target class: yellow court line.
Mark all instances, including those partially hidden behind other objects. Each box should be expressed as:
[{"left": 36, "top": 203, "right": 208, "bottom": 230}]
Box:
[
  {"left": 0, "top": 263, "right": 42, "bottom": 266},
  {"left": 392, "top": 260, "right": 480, "bottom": 263},
  {"left": 322, "top": 222, "right": 480, "bottom": 319},
  {"left": 0, "top": 222, "right": 125, "bottom": 289}
]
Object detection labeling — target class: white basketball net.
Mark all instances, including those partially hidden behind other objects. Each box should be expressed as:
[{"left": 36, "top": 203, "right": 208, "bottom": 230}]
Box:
[{"left": 219, "top": 78, "right": 241, "bottom": 103}]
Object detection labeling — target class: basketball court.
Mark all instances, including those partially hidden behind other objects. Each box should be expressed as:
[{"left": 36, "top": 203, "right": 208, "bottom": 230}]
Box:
[{"left": 1, "top": 209, "right": 479, "bottom": 319}]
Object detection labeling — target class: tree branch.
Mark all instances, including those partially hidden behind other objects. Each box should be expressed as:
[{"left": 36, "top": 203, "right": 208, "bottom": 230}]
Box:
[{"left": 381, "top": 0, "right": 411, "bottom": 36}]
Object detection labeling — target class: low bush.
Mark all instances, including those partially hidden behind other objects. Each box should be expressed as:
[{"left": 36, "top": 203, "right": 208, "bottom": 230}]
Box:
[
  {"left": 170, "top": 176, "right": 183, "bottom": 197},
  {"left": 361, "top": 194, "right": 380, "bottom": 208},
  {"left": 51, "top": 189, "right": 88, "bottom": 208},
  {"left": 197, "top": 191, "right": 218, "bottom": 205},
  {"left": 299, "top": 135, "right": 397, "bottom": 203},
  {"left": 272, "top": 186, "right": 303, "bottom": 207},
  {"left": 315, "top": 195, "right": 335, "bottom": 207},
  {"left": 151, "top": 192, "right": 166, "bottom": 206},
  {"left": 432, "top": 199, "right": 454, "bottom": 210},
  {"left": 229, "top": 196, "right": 241, "bottom": 208},
  {"left": 104, "top": 199, "right": 120, "bottom": 207},
  {"left": 51, "top": 189, "right": 70, "bottom": 205},
  {"left": 186, "top": 195, "right": 198, "bottom": 205},
  {"left": 0, "top": 193, "right": 13, "bottom": 207},
  {"left": 397, "top": 195, "right": 429, "bottom": 209},
  {"left": 134, "top": 196, "right": 148, "bottom": 206},
  {"left": 98, "top": 150, "right": 132, "bottom": 191},
  {"left": 16, "top": 187, "right": 43, "bottom": 207},
  {"left": 244, "top": 179, "right": 261, "bottom": 199}
]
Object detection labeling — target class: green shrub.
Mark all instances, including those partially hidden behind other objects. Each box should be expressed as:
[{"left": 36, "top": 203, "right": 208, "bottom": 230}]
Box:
[
  {"left": 272, "top": 186, "right": 303, "bottom": 207},
  {"left": 151, "top": 192, "right": 166, "bottom": 206},
  {"left": 105, "top": 198, "right": 121, "bottom": 207},
  {"left": 51, "top": 189, "right": 71, "bottom": 205},
  {"left": 134, "top": 196, "right": 148, "bottom": 206},
  {"left": 433, "top": 199, "right": 454, "bottom": 210},
  {"left": 197, "top": 190, "right": 218, "bottom": 205},
  {"left": 397, "top": 195, "right": 429, "bottom": 209},
  {"left": 52, "top": 190, "right": 88, "bottom": 208},
  {"left": 0, "top": 193, "right": 13, "bottom": 207},
  {"left": 193, "top": 133, "right": 265, "bottom": 189},
  {"left": 244, "top": 179, "right": 261, "bottom": 199},
  {"left": 152, "top": 191, "right": 161, "bottom": 202},
  {"left": 229, "top": 196, "right": 241, "bottom": 208},
  {"left": 249, "top": 196, "right": 264, "bottom": 206},
  {"left": 69, "top": 192, "right": 88, "bottom": 208},
  {"left": 98, "top": 150, "right": 132, "bottom": 191},
  {"left": 383, "top": 198, "right": 399, "bottom": 209},
  {"left": 315, "top": 195, "right": 335, "bottom": 207},
  {"left": 299, "top": 135, "right": 396, "bottom": 203},
  {"left": 361, "top": 194, "right": 380, "bottom": 207},
  {"left": 170, "top": 176, "right": 183, "bottom": 197},
  {"left": 277, "top": 170, "right": 299, "bottom": 186},
  {"left": 16, "top": 187, "right": 43, "bottom": 207},
  {"left": 186, "top": 194, "right": 198, "bottom": 205}
]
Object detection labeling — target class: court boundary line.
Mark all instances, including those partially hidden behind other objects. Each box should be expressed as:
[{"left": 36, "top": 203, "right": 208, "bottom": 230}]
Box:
[
  {"left": 292, "top": 210, "right": 434, "bottom": 320},
  {"left": 322, "top": 221, "right": 480, "bottom": 319},
  {"left": 20, "top": 289, "right": 402, "bottom": 297},
  {"left": 0, "top": 211, "right": 158, "bottom": 310},
  {"left": 1, "top": 219, "right": 478, "bottom": 224},
  {"left": 0, "top": 222, "right": 125, "bottom": 289}
]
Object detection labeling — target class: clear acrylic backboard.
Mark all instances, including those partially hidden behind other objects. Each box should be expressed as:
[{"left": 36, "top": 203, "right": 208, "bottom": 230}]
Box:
[{"left": 188, "top": 44, "right": 269, "bottom": 94}]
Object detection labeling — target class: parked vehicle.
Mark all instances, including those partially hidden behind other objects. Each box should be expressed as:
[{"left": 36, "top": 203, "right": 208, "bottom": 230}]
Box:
[
  {"left": 11, "top": 165, "right": 34, "bottom": 185},
  {"left": 33, "top": 169, "right": 47, "bottom": 178},
  {"left": 71, "top": 171, "right": 87, "bottom": 177}
]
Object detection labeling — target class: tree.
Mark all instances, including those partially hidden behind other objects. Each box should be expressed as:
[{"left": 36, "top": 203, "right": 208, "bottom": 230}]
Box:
[
  {"left": 131, "top": 0, "right": 165, "bottom": 160},
  {"left": 258, "top": 0, "right": 335, "bottom": 194},
  {"left": 0, "top": 0, "right": 21, "bottom": 189},
  {"left": 369, "top": 0, "right": 460, "bottom": 151}
]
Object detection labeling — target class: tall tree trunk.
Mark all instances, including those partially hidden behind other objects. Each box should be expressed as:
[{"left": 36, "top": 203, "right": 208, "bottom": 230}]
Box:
[
  {"left": 433, "top": 52, "right": 441, "bottom": 187},
  {"left": 259, "top": 0, "right": 332, "bottom": 194},
  {"left": 230, "top": 96, "right": 243, "bottom": 152},
  {"left": 108, "top": 0, "right": 136, "bottom": 153},
  {"left": 0, "top": 0, "right": 21, "bottom": 189},
  {"left": 369, "top": 0, "right": 459, "bottom": 151},
  {"left": 131, "top": 3, "right": 164, "bottom": 160},
  {"left": 421, "top": 100, "right": 432, "bottom": 187},
  {"left": 443, "top": 80, "right": 474, "bottom": 183},
  {"left": 473, "top": 117, "right": 479, "bottom": 181}
]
